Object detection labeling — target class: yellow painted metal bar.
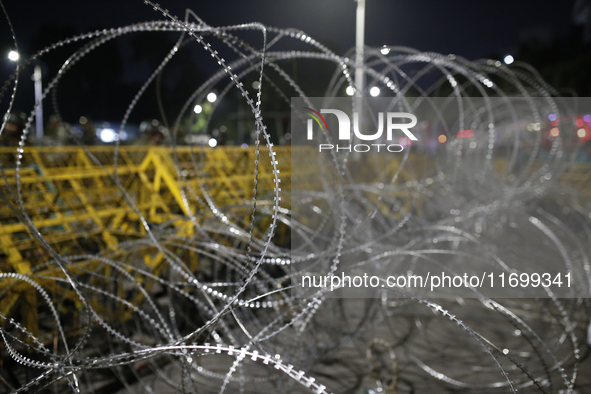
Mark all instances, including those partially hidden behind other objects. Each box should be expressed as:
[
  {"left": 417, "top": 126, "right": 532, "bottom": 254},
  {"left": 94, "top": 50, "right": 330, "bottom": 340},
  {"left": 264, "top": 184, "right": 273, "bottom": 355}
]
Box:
[{"left": 0, "top": 145, "right": 291, "bottom": 279}]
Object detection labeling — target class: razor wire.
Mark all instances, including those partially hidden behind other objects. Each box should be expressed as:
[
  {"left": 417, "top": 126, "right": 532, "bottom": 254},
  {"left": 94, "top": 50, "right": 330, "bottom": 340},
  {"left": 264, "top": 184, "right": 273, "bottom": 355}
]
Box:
[{"left": 0, "top": 2, "right": 590, "bottom": 393}]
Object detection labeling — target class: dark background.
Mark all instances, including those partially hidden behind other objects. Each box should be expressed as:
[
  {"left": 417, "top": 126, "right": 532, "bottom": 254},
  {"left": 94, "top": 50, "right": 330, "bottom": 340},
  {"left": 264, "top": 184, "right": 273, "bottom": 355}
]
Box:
[{"left": 0, "top": 0, "right": 589, "bottom": 134}]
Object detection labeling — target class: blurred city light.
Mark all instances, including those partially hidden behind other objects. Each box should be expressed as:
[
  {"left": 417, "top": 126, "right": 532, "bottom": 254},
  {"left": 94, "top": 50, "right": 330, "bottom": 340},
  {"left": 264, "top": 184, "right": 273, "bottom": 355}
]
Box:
[
  {"left": 346, "top": 86, "right": 355, "bottom": 96},
  {"left": 193, "top": 104, "right": 203, "bottom": 114},
  {"left": 7, "top": 50, "right": 19, "bottom": 61},
  {"left": 369, "top": 86, "right": 380, "bottom": 97},
  {"left": 98, "top": 128, "right": 118, "bottom": 143},
  {"left": 438, "top": 134, "right": 447, "bottom": 143},
  {"left": 398, "top": 137, "right": 412, "bottom": 146},
  {"left": 503, "top": 54, "right": 514, "bottom": 65},
  {"left": 380, "top": 46, "right": 390, "bottom": 55},
  {"left": 207, "top": 92, "right": 217, "bottom": 103},
  {"left": 457, "top": 129, "right": 474, "bottom": 138},
  {"left": 208, "top": 138, "right": 218, "bottom": 147}
]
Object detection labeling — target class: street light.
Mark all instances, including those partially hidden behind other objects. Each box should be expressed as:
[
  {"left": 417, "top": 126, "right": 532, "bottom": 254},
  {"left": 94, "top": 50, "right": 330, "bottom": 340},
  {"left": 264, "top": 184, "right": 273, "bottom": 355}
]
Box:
[
  {"left": 355, "top": 0, "right": 365, "bottom": 96},
  {"left": 8, "top": 50, "right": 19, "bottom": 62},
  {"left": 353, "top": 0, "right": 366, "bottom": 160},
  {"left": 7, "top": 51, "right": 44, "bottom": 137},
  {"left": 33, "top": 65, "right": 44, "bottom": 137}
]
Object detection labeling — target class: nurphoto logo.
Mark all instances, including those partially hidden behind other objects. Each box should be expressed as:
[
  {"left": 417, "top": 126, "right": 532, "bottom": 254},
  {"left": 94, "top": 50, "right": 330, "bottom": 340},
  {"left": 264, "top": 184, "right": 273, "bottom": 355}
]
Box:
[{"left": 302, "top": 107, "right": 418, "bottom": 153}]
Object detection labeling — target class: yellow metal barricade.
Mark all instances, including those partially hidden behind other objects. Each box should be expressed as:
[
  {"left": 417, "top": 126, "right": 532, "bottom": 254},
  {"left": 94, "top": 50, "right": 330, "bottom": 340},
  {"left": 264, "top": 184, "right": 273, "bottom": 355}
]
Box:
[{"left": 0, "top": 145, "right": 294, "bottom": 336}]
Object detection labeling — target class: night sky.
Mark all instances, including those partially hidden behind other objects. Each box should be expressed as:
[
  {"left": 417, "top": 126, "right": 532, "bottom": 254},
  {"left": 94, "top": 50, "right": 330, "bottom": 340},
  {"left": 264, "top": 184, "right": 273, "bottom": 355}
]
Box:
[
  {"left": 1, "top": 0, "right": 580, "bottom": 60},
  {"left": 0, "top": 0, "right": 587, "bottom": 126}
]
